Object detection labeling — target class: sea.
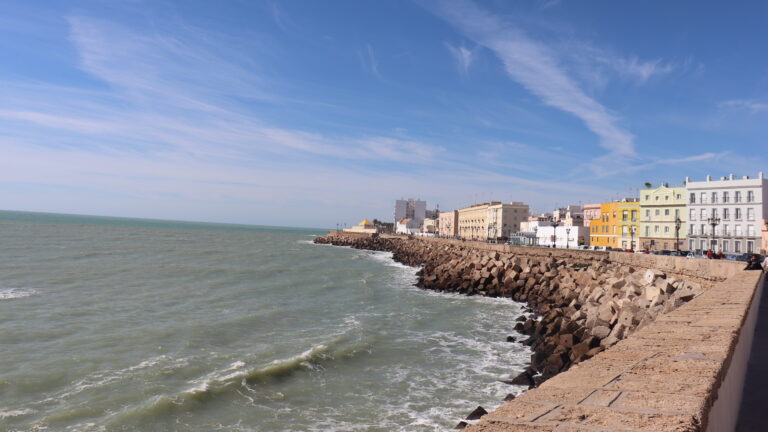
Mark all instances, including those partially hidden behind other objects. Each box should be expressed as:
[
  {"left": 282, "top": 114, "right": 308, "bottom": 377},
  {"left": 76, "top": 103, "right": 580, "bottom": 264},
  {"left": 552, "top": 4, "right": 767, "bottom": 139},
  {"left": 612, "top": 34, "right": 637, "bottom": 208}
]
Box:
[{"left": 0, "top": 210, "right": 531, "bottom": 431}]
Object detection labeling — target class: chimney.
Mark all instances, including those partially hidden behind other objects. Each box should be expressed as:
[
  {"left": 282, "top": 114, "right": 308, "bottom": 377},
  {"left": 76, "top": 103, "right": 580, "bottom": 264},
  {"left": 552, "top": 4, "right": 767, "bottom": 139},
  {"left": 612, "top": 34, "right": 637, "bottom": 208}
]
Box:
[
  {"left": 684, "top": 176, "right": 690, "bottom": 184},
  {"left": 706, "top": 175, "right": 712, "bottom": 181},
  {"left": 760, "top": 171, "right": 764, "bottom": 179},
  {"left": 729, "top": 173, "right": 734, "bottom": 180},
  {"left": 743, "top": 175, "right": 749, "bottom": 179}
]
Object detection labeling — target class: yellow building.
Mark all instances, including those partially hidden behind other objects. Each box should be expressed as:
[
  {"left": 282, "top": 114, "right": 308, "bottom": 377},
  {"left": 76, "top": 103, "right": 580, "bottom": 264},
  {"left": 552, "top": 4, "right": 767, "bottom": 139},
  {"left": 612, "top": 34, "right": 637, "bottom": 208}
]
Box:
[
  {"left": 617, "top": 199, "right": 640, "bottom": 250},
  {"left": 639, "top": 184, "right": 687, "bottom": 251},
  {"left": 589, "top": 202, "right": 619, "bottom": 248},
  {"left": 343, "top": 219, "right": 378, "bottom": 234}
]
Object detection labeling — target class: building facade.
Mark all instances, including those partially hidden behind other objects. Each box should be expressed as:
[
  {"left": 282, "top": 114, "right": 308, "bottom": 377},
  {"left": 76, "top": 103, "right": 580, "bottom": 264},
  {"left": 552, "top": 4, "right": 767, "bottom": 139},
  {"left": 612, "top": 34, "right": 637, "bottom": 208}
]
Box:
[
  {"left": 762, "top": 219, "right": 768, "bottom": 254},
  {"left": 589, "top": 202, "right": 619, "bottom": 248},
  {"left": 536, "top": 225, "right": 590, "bottom": 248},
  {"left": 394, "top": 199, "right": 426, "bottom": 224},
  {"left": 583, "top": 203, "right": 601, "bottom": 227},
  {"left": 395, "top": 218, "right": 422, "bottom": 235},
  {"left": 552, "top": 205, "right": 584, "bottom": 227},
  {"left": 686, "top": 173, "right": 767, "bottom": 254},
  {"left": 438, "top": 210, "right": 458, "bottom": 238},
  {"left": 487, "top": 202, "right": 529, "bottom": 240},
  {"left": 617, "top": 199, "right": 640, "bottom": 250},
  {"left": 343, "top": 219, "right": 378, "bottom": 234},
  {"left": 639, "top": 184, "right": 687, "bottom": 251}
]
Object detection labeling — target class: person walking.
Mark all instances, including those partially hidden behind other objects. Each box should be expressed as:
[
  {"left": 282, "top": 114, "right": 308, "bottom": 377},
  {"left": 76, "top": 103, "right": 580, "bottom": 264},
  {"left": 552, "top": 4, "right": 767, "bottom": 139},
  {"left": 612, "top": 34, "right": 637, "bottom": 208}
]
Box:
[{"left": 745, "top": 254, "right": 763, "bottom": 271}]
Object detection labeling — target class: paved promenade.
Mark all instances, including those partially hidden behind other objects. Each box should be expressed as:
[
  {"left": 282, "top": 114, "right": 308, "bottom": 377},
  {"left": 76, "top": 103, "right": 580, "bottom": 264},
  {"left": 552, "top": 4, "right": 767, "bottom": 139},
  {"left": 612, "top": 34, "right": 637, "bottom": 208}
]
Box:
[{"left": 465, "top": 269, "right": 763, "bottom": 432}]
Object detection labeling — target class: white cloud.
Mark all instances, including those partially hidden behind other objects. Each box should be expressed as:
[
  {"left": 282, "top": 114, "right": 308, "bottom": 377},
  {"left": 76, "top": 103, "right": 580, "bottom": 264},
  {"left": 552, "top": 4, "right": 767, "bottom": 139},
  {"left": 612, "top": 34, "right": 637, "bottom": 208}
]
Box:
[
  {"left": 720, "top": 99, "right": 768, "bottom": 113},
  {"left": 446, "top": 43, "right": 474, "bottom": 76},
  {"left": 427, "top": 0, "right": 635, "bottom": 157}
]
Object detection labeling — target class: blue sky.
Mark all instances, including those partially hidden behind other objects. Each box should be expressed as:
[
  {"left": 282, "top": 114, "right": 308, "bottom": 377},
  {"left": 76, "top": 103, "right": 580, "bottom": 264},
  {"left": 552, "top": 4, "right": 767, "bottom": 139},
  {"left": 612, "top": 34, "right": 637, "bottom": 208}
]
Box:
[{"left": 1, "top": 0, "right": 766, "bottom": 228}]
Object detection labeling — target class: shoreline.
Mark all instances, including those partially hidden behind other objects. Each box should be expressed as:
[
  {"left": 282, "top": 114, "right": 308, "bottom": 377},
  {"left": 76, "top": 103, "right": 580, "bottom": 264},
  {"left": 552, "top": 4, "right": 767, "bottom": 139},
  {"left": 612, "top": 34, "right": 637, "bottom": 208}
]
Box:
[{"left": 314, "top": 232, "right": 712, "bottom": 427}]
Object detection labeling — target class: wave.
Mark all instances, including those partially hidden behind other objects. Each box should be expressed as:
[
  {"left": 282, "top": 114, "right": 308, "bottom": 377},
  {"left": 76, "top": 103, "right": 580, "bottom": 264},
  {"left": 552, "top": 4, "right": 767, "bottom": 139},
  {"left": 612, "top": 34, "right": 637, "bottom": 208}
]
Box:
[
  {"left": 0, "top": 288, "right": 38, "bottom": 300},
  {"left": 0, "top": 408, "right": 36, "bottom": 419}
]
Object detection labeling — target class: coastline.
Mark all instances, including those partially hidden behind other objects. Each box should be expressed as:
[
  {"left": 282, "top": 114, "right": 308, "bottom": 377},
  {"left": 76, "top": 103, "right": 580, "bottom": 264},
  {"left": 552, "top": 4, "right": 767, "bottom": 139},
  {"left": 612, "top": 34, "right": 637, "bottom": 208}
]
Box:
[{"left": 314, "top": 232, "right": 715, "bottom": 428}]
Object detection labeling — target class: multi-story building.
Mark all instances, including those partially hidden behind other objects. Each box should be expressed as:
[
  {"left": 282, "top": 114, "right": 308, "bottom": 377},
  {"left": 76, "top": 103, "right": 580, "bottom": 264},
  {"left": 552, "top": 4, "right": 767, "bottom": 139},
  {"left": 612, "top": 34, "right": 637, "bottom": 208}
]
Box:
[
  {"left": 552, "top": 205, "right": 584, "bottom": 227},
  {"left": 617, "top": 199, "right": 640, "bottom": 250},
  {"left": 394, "top": 199, "right": 426, "bottom": 224},
  {"left": 457, "top": 201, "right": 528, "bottom": 241},
  {"left": 589, "top": 201, "right": 619, "bottom": 249},
  {"left": 639, "top": 184, "right": 687, "bottom": 251},
  {"left": 583, "top": 203, "right": 601, "bottom": 227},
  {"left": 487, "top": 202, "right": 529, "bottom": 240},
  {"left": 686, "top": 172, "right": 767, "bottom": 254},
  {"left": 438, "top": 210, "right": 458, "bottom": 238}
]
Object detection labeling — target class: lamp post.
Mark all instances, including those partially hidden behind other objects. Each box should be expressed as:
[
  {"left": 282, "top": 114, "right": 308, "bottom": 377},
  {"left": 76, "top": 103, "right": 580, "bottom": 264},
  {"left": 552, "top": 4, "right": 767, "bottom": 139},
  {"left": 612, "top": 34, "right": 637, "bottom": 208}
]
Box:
[
  {"left": 533, "top": 226, "right": 538, "bottom": 247},
  {"left": 566, "top": 227, "right": 571, "bottom": 249},
  {"left": 674, "top": 217, "right": 682, "bottom": 253},
  {"left": 552, "top": 218, "right": 561, "bottom": 248},
  {"left": 630, "top": 225, "right": 636, "bottom": 251},
  {"left": 707, "top": 217, "right": 721, "bottom": 252}
]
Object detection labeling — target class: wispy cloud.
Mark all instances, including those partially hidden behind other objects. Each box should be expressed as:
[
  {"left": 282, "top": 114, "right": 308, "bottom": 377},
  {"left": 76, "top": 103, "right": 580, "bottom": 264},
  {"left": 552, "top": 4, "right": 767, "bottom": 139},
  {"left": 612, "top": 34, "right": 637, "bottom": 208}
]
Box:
[
  {"left": 427, "top": 0, "right": 635, "bottom": 157},
  {"left": 445, "top": 43, "right": 474, "bottom": 76},
  {"left": 720, "top": 99, "right": 768, "bottom": 113},
  {"left": 359, "top": 44, "right": 383, "bottom": 79}
]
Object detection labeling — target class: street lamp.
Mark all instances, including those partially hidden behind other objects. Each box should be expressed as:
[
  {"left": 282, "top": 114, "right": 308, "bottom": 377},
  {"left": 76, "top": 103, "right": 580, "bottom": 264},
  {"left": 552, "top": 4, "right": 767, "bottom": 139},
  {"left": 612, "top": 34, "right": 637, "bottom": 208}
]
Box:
[
  {"left": 566, "top": 227, "right": 571, "bottom": 249},
  {"left": 551, "top": 218, "right": 561, "bottom": 248},
  {"left": 630, "top": 225, "right": 636, "bottom": 251},
  {"left": 674, "top": 217, "right": 682, "bottom": 253},
  {"left": 533, "top": 226, "right": 538, "bottom": 247},
  {"left": 707, "top": 217, "right": 721, "bottom": 252}
]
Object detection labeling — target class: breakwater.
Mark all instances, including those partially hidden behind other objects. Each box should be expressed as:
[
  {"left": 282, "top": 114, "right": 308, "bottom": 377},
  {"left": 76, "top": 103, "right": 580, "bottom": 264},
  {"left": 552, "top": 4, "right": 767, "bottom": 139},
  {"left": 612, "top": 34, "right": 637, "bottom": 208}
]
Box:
[{"left": 314, "top": 235, "right": 704, "bottom": 387}]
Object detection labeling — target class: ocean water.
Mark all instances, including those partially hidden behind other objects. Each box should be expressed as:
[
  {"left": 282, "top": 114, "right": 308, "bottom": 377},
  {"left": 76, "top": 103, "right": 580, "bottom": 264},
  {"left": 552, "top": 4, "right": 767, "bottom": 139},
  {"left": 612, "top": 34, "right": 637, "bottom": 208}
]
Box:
[{"left": 0, "top": 211, "right": 531, "bottom": 431}]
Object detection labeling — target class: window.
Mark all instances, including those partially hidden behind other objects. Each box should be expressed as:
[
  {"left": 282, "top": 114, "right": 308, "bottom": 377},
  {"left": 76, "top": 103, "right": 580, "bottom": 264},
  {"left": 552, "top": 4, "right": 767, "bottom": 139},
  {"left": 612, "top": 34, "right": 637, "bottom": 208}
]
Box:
[
  {"left": 735, "top": 225, "right": 742, "bottom": 236},
  {"left": 712, "top": 208, "right": 718, "bottom": 219},
  {"left": 711, "top": 192, "right": 718, "bottom": 203},
  {"left": 654, "top": 225, "right": 659, "bottom": 233},
  {"left": 622, "top": 211, "right": 628, "bottom": 221},
  {"left": 665, "top": 195, "right": 669, "bottom": 201},
  {"left": 748, "top": 191, "right": 754, "bottom": 202},
  {"left": 690, "top": 193, "right": 696, "bottom": 204},
  {"left": 700, "top": 192, "right": 706, "bottom": 203},
  {"left": 701, "top": 240, "right": 707, "bottom": 250},
  {"left": 748, "top": 241, "right": 754, "bottom": 253},
  {"left": 735, "top": 241, "right": 742, "bottom": 253},
  {"left": 688, "top": 225, "right": 693, "bottom": 235},
  {"left": 675, "top": 209, "right": 680, "bottom": 218},
  {"left": 723, "top": 241, "right": 729, "bottom": 252},
  {"left": 664, "top": 226, "right": 669, "bottom": 233},
  {"left": 655, "top": 196, "right": 659, "bottom": 201},
  {"left": 689, "top": 239, "right": 695, "bottom": 250},
  {"left": 690, "top": 209, "right": 696, "bottom": 221},
  {"left": 723, "top": 191, "right": 729, "bottom": 203},
  {"left": 676, "top": 194, "right": 681, "bottom": 199},
  {"left": 748, "top": 225, "right": 755, "bottom": 236},
  {"left": 701, "top": 209, "right": 707, "bottom": 220},
  {"left": 701, "top": 224, "right": 705, "bottom": 235},
  {"left": 664, "top": 209, "right": 670, "bottom": 216},
  {"left": 723, "top": 208, "right": 730, "bottom": 220},
  {"left": 748, "top": 208, "right": 755, "bottom": 221},
  {"left": 655, "top": 209, "right": 660, "bottom": 216},
  {"left": 735, "top": 208, "right": 742, "bottom": 220},
  {"left": 735, "top": 191, "right": 742, "bottom": 203},
  {"left": 646, "top": 226, "right": 651, "bottom": 236},
  {"left": 723, "top": 224, "right": 729, "bottom": 235},
  {"left": 645, "top": 209, "right": 650, "bottom": 217},
  {"left": 645, "top": 195, "right": 650, "bottom": 200}
]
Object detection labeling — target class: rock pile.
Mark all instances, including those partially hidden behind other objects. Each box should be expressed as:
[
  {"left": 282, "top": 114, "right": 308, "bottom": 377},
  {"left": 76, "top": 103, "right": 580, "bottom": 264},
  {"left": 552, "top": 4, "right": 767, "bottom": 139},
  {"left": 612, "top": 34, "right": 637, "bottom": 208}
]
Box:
[{"left": 314, "top": 234, "right": 704, "bottom": 384}]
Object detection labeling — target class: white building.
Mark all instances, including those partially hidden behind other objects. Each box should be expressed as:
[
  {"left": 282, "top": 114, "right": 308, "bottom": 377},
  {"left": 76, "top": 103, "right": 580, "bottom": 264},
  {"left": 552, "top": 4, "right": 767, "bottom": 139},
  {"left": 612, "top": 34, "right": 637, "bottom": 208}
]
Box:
[
  {"left": 685, "top": 172, "right": 767, "bottom": 254},
  {"left": 536, "top": 225, "right": 590, "bottom": 248},
  {"left": 394, "top": 199, "right": 426, "bottom": 224},
  {"left": 396, "top": 218, "right": 422, "bottom": 235}
]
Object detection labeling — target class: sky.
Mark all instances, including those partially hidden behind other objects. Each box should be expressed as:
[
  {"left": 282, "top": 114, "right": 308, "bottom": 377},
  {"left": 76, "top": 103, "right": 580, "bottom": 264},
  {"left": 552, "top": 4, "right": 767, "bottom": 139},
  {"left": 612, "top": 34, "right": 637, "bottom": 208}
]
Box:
[{"left": 1, "top": 0, "right": 766, "bottom": 228}]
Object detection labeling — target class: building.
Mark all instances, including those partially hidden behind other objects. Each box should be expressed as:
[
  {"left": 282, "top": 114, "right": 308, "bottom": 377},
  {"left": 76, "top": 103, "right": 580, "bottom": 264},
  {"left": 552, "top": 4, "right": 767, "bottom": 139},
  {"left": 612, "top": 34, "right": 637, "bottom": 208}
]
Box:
[
  {"left": 394, "top": 199, "right": 426, "bottom": 224},
  {"left": 438, "top": 210, "right": 458, "bottom": 238},
  {"left": 422, "top": 218, "right": 437, "bottom": 234},
  {"left": 617, "top": 199, "right": 640, "bottom": 250},
  {"left": 553, "top": 205, "right": 584, "bottom": 227},
  {"left": 639, "top": 183, "right": 687, "bottom": 251},
  {"left": 536, "top": 225, "right": 590, "bottom": 248},
  {"left": 583, "top": 203, "right": 601, "bottom": 227},
  {"left": 396, "top": 218, "right": 421, "bottom": 235},
  {"left": 487, "top": 202, "right": 529, "bottom": 240},
  {"left": 343, "top": 219, "right": 378, "bottom": 234},
  {"left": 457, "top": 201, "right": 529, "bottom": 241},
  {"left": 589, "top": 202, "right": 619, "bottom": 249},
  {"left": 686, "top": 172, "right": 767, "bottom": 254}
]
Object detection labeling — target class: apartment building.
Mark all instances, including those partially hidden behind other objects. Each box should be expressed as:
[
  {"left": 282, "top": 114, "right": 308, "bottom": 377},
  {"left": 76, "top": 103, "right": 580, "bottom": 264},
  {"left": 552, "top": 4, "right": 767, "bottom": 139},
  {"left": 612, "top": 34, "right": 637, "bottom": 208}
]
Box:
[
  {"left": 457, "top": 201, "right": 528, "bottom": 241},
  {"left": 685, "top": 172, "right": 767, "bottom": 254},
  {"left": 438, "top": 210, "right": 458, "bottom": 238},
  {"left": 639, "top": 184, "right": 687, "bottom": 251},
  {"left": 617, "top": 199, "right": 640, "bottom": 250},
  {"left": 589, "top": 202, "right": 619, "bottom": 248}
]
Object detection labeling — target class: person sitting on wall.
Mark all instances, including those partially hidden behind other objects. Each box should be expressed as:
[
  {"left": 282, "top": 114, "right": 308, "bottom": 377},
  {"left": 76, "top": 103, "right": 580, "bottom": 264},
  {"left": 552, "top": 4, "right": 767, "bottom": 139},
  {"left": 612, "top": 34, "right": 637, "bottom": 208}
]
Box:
[
  {"left": 745, "top": 254, "right": 763, "bottom": 271},
  {"left": 706, "top": 250, "right": 713, "bottom": 259},
  {"left": 717, "top": 251, "right": 724, "bottom": 260}
]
